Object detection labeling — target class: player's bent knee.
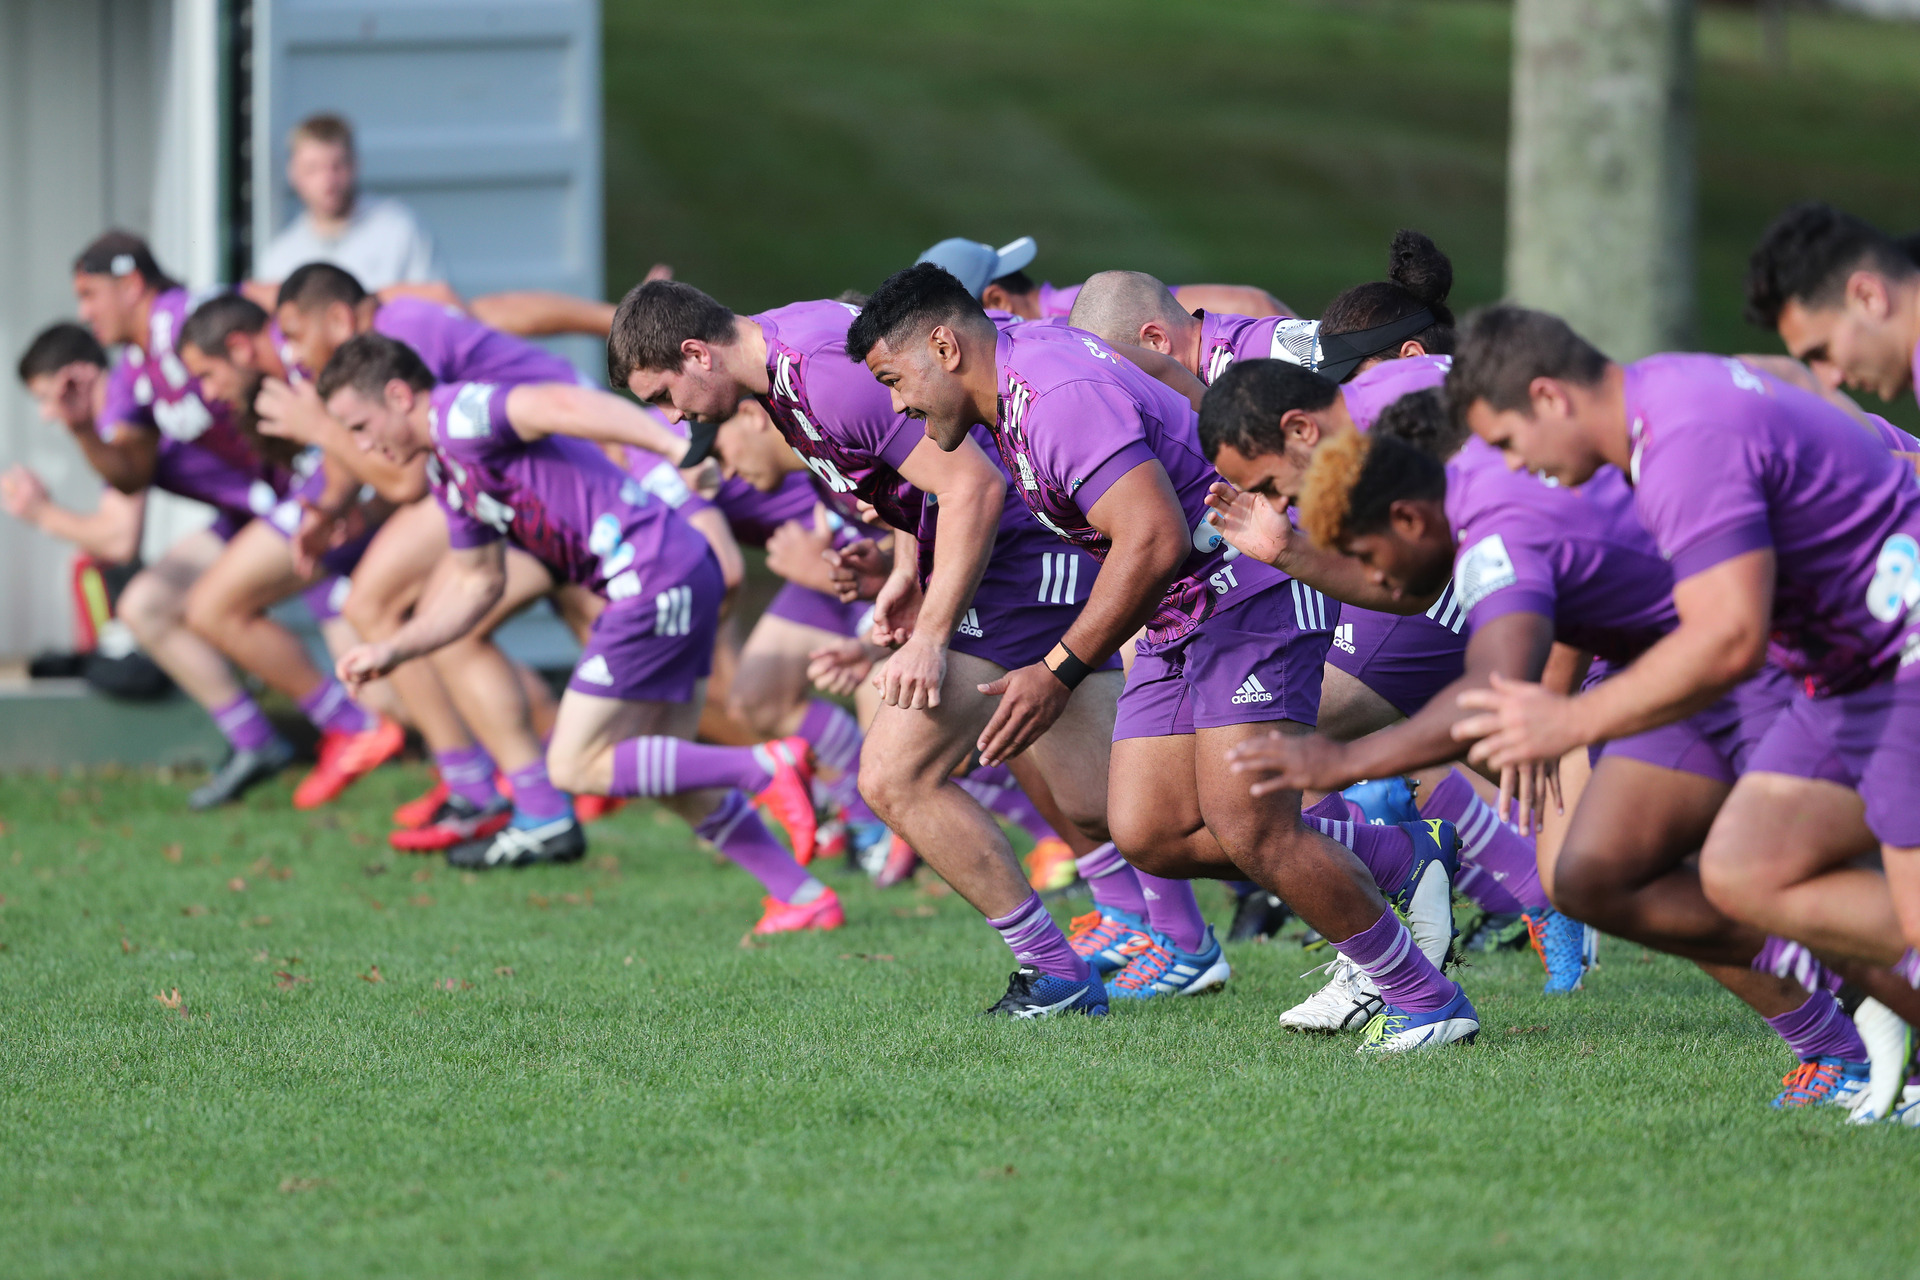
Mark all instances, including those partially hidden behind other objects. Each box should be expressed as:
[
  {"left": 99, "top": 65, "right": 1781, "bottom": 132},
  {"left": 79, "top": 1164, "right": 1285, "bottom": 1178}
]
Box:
[
  {"left": 115, "top": 575, "right": 176, "bottom": 642},
  {"left": 1547, "top": 847, "right": 1627, "bottom": 929},
  {"left": 544, "top": 744, "right": 605, "bottom": 797}
]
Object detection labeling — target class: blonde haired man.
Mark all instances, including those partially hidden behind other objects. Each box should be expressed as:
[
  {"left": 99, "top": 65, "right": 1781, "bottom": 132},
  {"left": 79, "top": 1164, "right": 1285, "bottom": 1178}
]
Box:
[{"left": 255, "top": 113, "right": 440, "bottom": 290}]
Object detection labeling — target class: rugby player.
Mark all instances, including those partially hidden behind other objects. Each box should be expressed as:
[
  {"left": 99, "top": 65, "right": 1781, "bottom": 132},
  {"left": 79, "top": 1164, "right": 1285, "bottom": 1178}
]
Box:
[
  {"left": 915, "top": 235, "right": 1290, "bottom": 323},
  {"left": 849, "top": 263, "right": 1472, "bottom": 1045},
  {"left": 322, "top": 334, "right": 831, "bottom": 929}
]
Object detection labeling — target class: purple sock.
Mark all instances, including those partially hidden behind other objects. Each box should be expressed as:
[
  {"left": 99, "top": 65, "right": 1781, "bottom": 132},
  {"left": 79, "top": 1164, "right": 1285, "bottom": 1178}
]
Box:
[
  {"left": 1077, "top": 843, "right": 1147, "bottom": 917},
  {"left": 435, "top": 745, "right": 499, "bottom": 808},
  {"left": 987, "top": 891, "right": 1090, "bottom": 981},
  {"left": 1767, "top": 989, "right": 1870, "bottom": 1063},
  {"left": 1138, "top": 872, "right": 1208, "bottom": 952},
  {"left": 506, "top": 760, "right": 570, "bottom": 823},
  {"left": 1336, "top": 908, "right": 1456, "bottom": 1013},
  {"left": 610, "top": 738, "right": 775, "bottom": 796},
  {"left": 1751, "top": 935, "right": 1844, "bottom": 993},
  {"left": 796, "top": 700, "right": 872, "bottom": 820},
  {"left": 211, "top": 693, "right": 276, "bottom": 753},
  {"left": 696, "top": 791, "right": 816, "bottom": 902},
  {"left": 1421, "top": 768, "right": 1548, "bottom": 913},
  {"left": 1302, "top": 793, "right": 1415, "bottom": 894},
  {"left": 297, "top": 677, "right": 377, "bottom": 736},
  {"left": 1897, "top": 948, "right": 1920, "bottom": 989}
]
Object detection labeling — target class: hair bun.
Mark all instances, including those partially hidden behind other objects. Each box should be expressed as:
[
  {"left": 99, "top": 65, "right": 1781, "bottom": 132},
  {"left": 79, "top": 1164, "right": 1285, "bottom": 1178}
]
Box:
[{"left": 1387, "top": 230, "right": 1453, "bottom": 308}]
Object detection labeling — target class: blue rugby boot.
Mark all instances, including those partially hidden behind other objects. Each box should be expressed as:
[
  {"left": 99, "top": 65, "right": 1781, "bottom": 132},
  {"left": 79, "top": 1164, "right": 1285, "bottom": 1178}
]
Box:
[
  {"left": 983, "top": 966, "right": 1109, "bottom": 1018},
  {"left": 1109, "top": 926, "right": 1231, "bottom": 1000},
  {"left": 1066, "top": 907, "right": 1150, "bottom": 976},
  {"left": 1356, "top": 982, "right": 1480, "bottom": 1053},
  {"left": 1525, "top": 907, "right": 1590, "bottom": 994},
  {"left": 1771, "top": 1057, "right": 1870, "bottom": 1110},
  {"left": 1343, "top": 776, "right": 1420, "bottom": 826},
  {"left": 1389, "top": 819, "right": 1460, "bottom": 969}
]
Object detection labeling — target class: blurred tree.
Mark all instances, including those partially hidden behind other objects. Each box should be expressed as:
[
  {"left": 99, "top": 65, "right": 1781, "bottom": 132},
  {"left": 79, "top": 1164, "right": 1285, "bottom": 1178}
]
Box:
[{"left": 1507, "top": 0, "right": 1696, "bottom": 358}]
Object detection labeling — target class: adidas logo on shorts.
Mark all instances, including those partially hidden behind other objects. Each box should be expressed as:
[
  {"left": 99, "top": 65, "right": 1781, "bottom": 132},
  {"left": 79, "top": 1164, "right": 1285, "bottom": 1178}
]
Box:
[
  {"left": 957, "top": 608, "right": 984, "bottom": 638},
  {"left": 1231, "top": 674, "right": 1274, "bottom": 705},
  {"left": 576, "top": 655, "right": 615, "bottom": 686},
  {"left": 1332, "top": 622, "right": 1356, "bottom": 654}
]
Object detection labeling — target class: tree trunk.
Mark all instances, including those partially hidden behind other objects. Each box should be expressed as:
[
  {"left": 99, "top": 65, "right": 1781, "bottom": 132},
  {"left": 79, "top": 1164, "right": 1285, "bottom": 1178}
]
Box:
[{"left": 1506, "top": 0, "right": 1696, "bottom": 360}]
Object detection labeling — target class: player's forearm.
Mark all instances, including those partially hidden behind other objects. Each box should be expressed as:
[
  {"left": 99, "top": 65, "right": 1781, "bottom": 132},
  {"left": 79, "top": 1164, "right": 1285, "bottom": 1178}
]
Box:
[
  {"left": 1564, "top": 624, "right": 1757, "bottom": 745},
  {"left": 387, "top": 556, "right": 506, "bottom": 664},
  {"left": 1276, "top": 538, "right": 1425, "bottom": 613},
  {"left": 75, "top": 427, "right": 153, "bottom": 494},
  {"left": 31, "top": 503, "right": 141, "bottom": 563},
  {"left": 510, "top": 384, "right": 686, "bottom": 458},
  {"left": 1058, "top": 530, "right": 1187, "bottom": 667},
  {"left": 471, "top": 291, "right": 616, "bottom": 338}
]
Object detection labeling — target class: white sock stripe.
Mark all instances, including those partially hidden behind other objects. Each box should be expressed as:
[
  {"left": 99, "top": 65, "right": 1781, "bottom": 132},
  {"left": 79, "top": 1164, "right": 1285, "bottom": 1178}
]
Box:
[
  {"left": 664, "top": 737, "right": 677, "bottom": 795},
  {"left": 1076, "top": 843, "right": 1125, "bottom": 878},
  {"left": 1360, "top": 922, "right": 1413, "bottom": 979}
]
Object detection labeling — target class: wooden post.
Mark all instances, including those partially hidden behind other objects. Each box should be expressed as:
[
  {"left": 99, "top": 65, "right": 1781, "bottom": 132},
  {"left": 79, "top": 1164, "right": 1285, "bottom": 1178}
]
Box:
[{"left": 1506, "top": 0, "right": 1696, "bottom": 360}]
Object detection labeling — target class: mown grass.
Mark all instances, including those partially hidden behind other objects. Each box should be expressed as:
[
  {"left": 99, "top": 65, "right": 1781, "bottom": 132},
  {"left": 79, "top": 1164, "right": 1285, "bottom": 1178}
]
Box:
[{"left": 2, "top": 764, "right": 1915, "bottom": 1279}]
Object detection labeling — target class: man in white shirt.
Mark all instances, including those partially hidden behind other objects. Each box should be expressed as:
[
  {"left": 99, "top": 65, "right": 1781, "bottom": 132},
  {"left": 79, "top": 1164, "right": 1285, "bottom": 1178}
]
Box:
[{"left": 254, "top": 113, "right": 440, "bottom": 290}]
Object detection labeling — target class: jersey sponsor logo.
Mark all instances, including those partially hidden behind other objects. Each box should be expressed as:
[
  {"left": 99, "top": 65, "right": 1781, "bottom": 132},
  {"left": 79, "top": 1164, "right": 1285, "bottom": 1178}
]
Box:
[
  {"left": 1209, "top": 562, "right": 1240, "bottom": 596},
  {"left": 654, "top": 585, "right": 694, "bottom": 637},
  {"left": 576, "top": 654, "right": 615, "bottom": 686},
  {"left": 152, "top": 392, "right": 213, "bottom": 441},
  {"left": 1192, "top": 515, "right": 1226, "bottom": 555},
  {"left": 1454, "top": 534, "right": 1518, "bottom": 614},
  {"left": 1332, "top": 622, "right": 1356, "bottom": 654},
  {"left": 472, "top": 491, "right": 514, "bottom": 533},
  {"left": 1039, "top": 552, "right": 1081, "bottom": 605},
  {"left": 957, "top": 608, "right": 984, "bottom": 638},
  {"left": 446, "top": 383, "right": 497, "bottom": 439},
  {"left": 1724, "top": 357, "right": 1769, "bottom": 396},
  {"left": 800, "top": 452, "right": 855, "bottom": 493},
  {"left": 637, "top": 464, "right": 692, "bottom": 508},
  {"left": 1231, "top": 673, "right": 1275, "bottom": 705},
  {"left": 1289, "top": 578, "right": 1329, "bottom": 630},
  {"left": 1868, "top": 532, "right": 1920, "bottom": 623},
  {"left": 607, "top": 569, "right": 642, "bottom": 601},
  {"left": 1078, "top": 336, "right": 1118, "bottom": 363}
]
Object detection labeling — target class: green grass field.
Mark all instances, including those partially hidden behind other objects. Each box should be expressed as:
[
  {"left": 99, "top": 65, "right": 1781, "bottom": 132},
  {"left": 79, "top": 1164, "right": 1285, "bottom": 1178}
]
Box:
[
  {"left": 604, "top": 0, "right": 1920, "bottom": 429},
  {"left": 3, "top": 765, "right": 1916, "bottom": 1279}
]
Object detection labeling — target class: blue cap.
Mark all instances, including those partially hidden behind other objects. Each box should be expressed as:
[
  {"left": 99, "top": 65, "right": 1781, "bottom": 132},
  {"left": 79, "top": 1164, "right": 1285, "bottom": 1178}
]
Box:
[{"left": 914, "top": 236, "right": 1039, "bottom": 299}]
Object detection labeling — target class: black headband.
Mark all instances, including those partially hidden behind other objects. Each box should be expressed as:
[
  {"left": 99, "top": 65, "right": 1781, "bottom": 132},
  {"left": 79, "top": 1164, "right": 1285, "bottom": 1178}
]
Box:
[
  {"left": 1314, "top": 308, "right": 1437, "bottom": 384},
  {"left": 677, "top": 417, "right": 721, "bottom": 468}
]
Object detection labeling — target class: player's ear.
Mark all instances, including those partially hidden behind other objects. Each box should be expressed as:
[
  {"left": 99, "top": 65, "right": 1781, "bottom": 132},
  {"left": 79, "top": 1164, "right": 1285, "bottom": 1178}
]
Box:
[
  {"left": 1138, "top": 322, "right": 1170, "bottom": 353},
  {"left": 1528, "top": 376, "right": 1569, "bottom": 421},
  {"left": 680, "top": 338, "right": 711, "bottom": 372},
  {"left": 1846, "top": 269, "right": 1892, "bottom": 321},
  {"left": 930, "top": 325, "right": 962, "bottom": 371},
  {"left": 1280, "top": 407, "right": 1320, "bottom": 448}
]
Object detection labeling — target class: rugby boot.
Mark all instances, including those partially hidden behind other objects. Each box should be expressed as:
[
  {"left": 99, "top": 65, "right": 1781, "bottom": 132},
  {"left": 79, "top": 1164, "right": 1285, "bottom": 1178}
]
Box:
[{"left": 188, "top": 735, "right": 297, "bottom": 810}]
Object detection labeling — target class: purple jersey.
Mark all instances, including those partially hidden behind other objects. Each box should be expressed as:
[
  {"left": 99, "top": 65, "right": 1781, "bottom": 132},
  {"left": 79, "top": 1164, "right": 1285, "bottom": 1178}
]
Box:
[
  {"left": 989, "top": 323, "right": 1286, "bottom": 647},
  {"left": 1038, "top": 281, "right": 1081, "bottom": 318},
  {"left": 1342, "top": 354, "right": 1452, "bottom": 430},
  {"left": 373, "top": 297, "right": 584, "bottom": 388},
  {"left": 618, "top": 442, "right": 714, "bottom": 523},
  {"left": 1446, "top": 440, "right": 1673, "bottom": 665},
  {"left": 1197, "top": 311, "right": 1321, "bottom": 385},
  {"left": 101, "top": 287, "right": 281, "bottom": 519},
  {"left": 428, "top": 382, "right": 713, "bottom": 600},
  {"left": 753, "top": 300, "right": 926, "bottom": 535},
  {"left": 1626, "top": 353, "right": 1920, "bottom": 693}
]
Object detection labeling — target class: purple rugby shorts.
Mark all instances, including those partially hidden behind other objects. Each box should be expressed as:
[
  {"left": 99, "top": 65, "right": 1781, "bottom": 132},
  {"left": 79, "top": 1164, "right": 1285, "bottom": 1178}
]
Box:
[
  {"left": 567, "top": 553, "right": 723, "bottom": 704},
  {"left": 1324, "top": 601, "right": 1467, "bottom": 718},
  {"left": 1598, "top": 664, "right": 1797, "bottom": 785},
  {"left": 1114, "top": 575, "right": 1337, "bottom": 740},
  {"left": 1745, "top": 674, "right": 1920, "bottom": 847}
]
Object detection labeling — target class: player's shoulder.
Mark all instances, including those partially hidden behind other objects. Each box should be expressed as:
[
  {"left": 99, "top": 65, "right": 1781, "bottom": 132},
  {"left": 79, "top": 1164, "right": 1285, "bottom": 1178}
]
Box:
[
  {"left": 431, "top": 381, "right": 505, "bottom": 447},
  {"left": 759, "top": 299, "right": 861, "bottom": 355}
]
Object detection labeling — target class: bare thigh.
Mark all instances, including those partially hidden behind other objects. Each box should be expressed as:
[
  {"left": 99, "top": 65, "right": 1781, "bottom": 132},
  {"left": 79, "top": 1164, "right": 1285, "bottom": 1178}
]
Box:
[
  {"left": 1020, "top": 668, "right": 1121, "bottom": 844},
  {"left": 341, "top": 499, "right": 448, "bottom": 635},
  {"left": 731, "top": 613, "right": 848, "bottom": 738},
  {"left": 547, "top": 684, "right": 710, "bottom": 819}
]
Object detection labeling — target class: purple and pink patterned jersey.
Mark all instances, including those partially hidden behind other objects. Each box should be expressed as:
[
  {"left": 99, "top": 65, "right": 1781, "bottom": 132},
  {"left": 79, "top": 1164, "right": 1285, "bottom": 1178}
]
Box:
[
  {"left": 1037, "top": 281, "right": 1081, "bottom": 319},
  {"left": 428, "top": 382, "right": 713, "bottom": 600},
  {"left": 101, "top": 287, "right": 283, "bottom": 523},
  {"left": 1197, "top": 311, "right": 1322, "bottom": 385},
  {"left": 753, "top": 301, "right": 927, "bottom": 535},
  {"left": 988, "top": 323, "right": 1286, "bottom": 648},
  {"left": 1626, "top": 353, "right": 1920, "bottom": 693},
  {"left": 1445, "top": 439, "right": 1673, "bottom": 665},
  {"left": 1343, "top": 354, "right": 1452, "bottom": 430}
]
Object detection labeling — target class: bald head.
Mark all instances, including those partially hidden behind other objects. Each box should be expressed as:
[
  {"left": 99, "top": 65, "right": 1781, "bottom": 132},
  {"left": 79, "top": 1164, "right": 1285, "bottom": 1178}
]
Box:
[{"left": 1068, "top": 271, "right": 1199, "bottom": 364}]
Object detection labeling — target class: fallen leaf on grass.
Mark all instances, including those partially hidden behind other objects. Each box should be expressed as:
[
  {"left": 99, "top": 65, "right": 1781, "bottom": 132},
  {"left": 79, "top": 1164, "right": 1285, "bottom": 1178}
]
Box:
[
  {"left": 246, "top": 915, "right": 272, "bottom": 928},
  {"left": 269, "top": 866, "right": 293, "bottom": 881},
  {"left": 278, "top": 1177, "right": 327, "bottom": 1194},
  {"left": 410, "top": 868, "right": 432, "bottom": 884},
  {"left": 839, "top": 953, "right": 896, "bottom": 962},
  {"left": 979, "top": 1165, "right": 1018, "bottom": 1179},
  {"left": 348, "top": 832, "right": 372, "bottom": 847},
  {"left": 493, "top": 966, "right": 514, "bottom": 977},
  {"left": 592, "top": 855, "right": 619, "bottom": 872},
  {"left": 562, "top": 892, "right": 587, "bottom": 907},
  {"left": 367, "top": 898, "right": 385, "bottom": 911},
  {"left": 893, "top": 905, "right": 936, "bottom": 918},
  {"left": 361, "top": 966, "right": 384, "bottom": 983},
  {"left": 273, "top": 971, "right": 311, "bottom": 990},
  {"left": 362, "top": 863, "right": 388, "bottom": 878},
  {"left": 251, "top": 856, "right": 273, "bottom": 875},
  {"left": 435, "top": 978, "right": 472, "bottom": 992},
  {"left": 162, "top": 844, "right": 183, "bottom": 864},
  {"left": 120, "top": 937, "right": 134, "bottom": 954},
  {"left": 408, "top": 895, "right": 434, "bottom": 908},
  {"left": 154, "top": 988, "right": 183, "bottom": 1009},
  {"left": 460, "top": 872, "right": 478, "bottom": 886},
  {"left": 227, "top": 877, "right": 247, "bottom": 893},
  {"left": 1505, "top": 1024, "right": 1550, "bottom": 1035},
  {"left": 181, "top": 904, "right": 209, "bottom": 917},
  {"left": 527, "top": 894, "right": 550, "bottom": 910},
  {"left": 623, "top": 955, "right": 635, "bottom": 966}
]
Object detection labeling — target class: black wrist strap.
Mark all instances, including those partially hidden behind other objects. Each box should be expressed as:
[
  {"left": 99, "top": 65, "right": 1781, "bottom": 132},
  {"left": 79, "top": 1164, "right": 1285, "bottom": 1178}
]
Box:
[{"left": 1043, "top": 641, "right": 1093, "bottom": 690}]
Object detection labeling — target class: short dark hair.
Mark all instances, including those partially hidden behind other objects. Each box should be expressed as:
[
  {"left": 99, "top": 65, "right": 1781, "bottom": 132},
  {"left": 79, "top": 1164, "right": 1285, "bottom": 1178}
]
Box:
[
  {"left": 606, "top": 279, "right": 738, "bottom": 385},
  {"left": 17, "top": 322, "right": 107, "bottom": 384},
  {"left": 1446, "top": 305, "right": 1609, "bottom": 418},
  {"left": 1298, "top": 430, "right": 1446, "bottom": 549},
  {"left": 317, "top": 332, "right": 434, "bottom": 402},
  {"left": 1744, "top": 202, "right": 1918, "bottom": 329},
  {"left": 991, "top": 269, "right": 1036, "bottom": 296},
  {"left": 278, "top": 261, "right": 367, "bottom": 314},
  {"left": 1196, "top": 358, "right": 1340, "bottom": 461},
  {"left": 73, "top": 230, "right": 180, "bottom": 293},
  {"left": 846, "top": 263, "right": 988, "bottom": 363},
  {"left": 1320, "top": 230, "right": 1457, "bottom": 363},
  {"left": 1371, "top": 388, "right": 1466, "bottom": 460},
  {"left": 181, "top": 294, "right": 270, "bottom": 358}
]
